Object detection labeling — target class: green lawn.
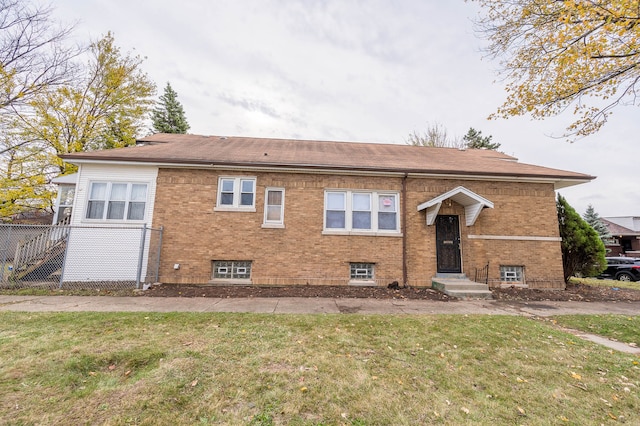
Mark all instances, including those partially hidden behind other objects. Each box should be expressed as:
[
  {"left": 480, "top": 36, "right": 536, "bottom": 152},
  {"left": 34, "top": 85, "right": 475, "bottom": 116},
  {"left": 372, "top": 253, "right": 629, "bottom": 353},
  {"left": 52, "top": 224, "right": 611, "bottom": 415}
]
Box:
[
  {"left": 552, "top": 314, "right": 640, "bottom": 347},
  {"left": 572, "top": 276, "right": 640, "bottom": 290},
  {"left": 1, "top": 312, "right": 639, "bottom": 425}
]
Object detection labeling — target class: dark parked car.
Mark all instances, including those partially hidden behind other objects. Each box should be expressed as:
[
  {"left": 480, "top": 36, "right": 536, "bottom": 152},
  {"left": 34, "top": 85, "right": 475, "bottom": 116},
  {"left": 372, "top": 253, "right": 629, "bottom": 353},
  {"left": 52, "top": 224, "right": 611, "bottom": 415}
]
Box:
[{"left": 598, "top": 257, "right": 640, "bottom": 282}]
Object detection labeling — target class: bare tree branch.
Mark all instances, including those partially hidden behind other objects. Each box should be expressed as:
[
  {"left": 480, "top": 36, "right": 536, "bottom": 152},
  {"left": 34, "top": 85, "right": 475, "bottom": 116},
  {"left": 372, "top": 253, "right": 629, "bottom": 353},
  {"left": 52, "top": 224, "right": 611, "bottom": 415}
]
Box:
[{"left": 0, "top": 0, "right": 81, "bottom": 111}]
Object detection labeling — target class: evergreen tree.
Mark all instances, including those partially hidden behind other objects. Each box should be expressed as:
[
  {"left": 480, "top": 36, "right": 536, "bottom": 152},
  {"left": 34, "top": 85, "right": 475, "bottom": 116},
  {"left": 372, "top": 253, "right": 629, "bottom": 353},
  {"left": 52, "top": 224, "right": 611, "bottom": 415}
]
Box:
[
  {"left": 151, "top": 82, "right": 190, "bottom": 134},
  {"left": 557, "top": 194, "right": 606, "bottom": 282},
  {"left": 582, "top": 204, "right": 612, "bottom": 244},
  {"left": 462, "top": 127, "right": 501, "bottom": 150}
]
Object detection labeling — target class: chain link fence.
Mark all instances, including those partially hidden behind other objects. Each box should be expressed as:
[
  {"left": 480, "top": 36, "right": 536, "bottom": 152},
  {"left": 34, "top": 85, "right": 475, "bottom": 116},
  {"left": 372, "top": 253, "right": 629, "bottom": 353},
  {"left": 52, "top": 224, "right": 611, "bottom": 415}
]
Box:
[{"left": 0, "top": 224, "right": 162, "bottom": 290}]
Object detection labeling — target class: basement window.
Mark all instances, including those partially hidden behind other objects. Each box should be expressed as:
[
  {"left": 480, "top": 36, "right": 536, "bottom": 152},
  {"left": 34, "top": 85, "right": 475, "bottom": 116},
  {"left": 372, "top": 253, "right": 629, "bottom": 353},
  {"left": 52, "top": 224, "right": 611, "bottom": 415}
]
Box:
[
  {"left": 500, "top": 265, "right": 524, "bottom": 284},
  {"left": 211, "top": 260, "right": 252, "bottom": 283},
  {"left": 349, "top": 263, "right": 375, "bottom": 286}
]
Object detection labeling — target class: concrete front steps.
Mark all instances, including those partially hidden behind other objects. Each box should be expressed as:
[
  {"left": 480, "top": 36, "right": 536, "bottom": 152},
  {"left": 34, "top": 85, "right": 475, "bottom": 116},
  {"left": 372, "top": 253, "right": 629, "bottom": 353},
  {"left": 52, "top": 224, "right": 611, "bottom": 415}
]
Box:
[{"left": 432, "top": 274, "right": 493, "bottom": 300}]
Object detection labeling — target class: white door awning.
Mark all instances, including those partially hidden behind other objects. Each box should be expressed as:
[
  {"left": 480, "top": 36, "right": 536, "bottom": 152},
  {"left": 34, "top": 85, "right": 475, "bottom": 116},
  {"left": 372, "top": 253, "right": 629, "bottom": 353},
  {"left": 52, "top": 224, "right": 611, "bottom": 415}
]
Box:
[{"left": 417, "top": 186, "right": 494, "bottom": 226}]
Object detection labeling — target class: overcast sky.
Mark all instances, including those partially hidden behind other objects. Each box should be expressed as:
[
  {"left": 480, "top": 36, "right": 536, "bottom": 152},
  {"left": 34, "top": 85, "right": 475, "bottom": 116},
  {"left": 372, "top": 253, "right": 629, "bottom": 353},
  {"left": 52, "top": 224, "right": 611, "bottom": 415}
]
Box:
[{"left": 52, "top": 0, "right": 639, "bottom": 218}]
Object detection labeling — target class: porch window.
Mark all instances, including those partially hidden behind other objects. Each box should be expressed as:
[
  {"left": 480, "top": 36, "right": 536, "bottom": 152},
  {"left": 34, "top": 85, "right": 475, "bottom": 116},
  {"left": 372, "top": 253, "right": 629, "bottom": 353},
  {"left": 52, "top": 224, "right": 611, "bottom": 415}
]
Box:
[
  {"left": 263, "top": 188, "right": 285, "bottom": 227},
  {"left": 500, "top": 265, "right": 524, "bottom": 284},
  {"left": 55, "top": 185, "right": 75, "bottom": 223},
  {"left": 324, "top": 190, "right": 399, "bottom": 233},
  {"left": 212, "top": 260, "right": 252, "bottom": 280},
  {"left": 86, "top": 182, "right": 147, "bottom": 221},
  {"left": 216, "top": 177, "right": 256, "bottom": 210}
]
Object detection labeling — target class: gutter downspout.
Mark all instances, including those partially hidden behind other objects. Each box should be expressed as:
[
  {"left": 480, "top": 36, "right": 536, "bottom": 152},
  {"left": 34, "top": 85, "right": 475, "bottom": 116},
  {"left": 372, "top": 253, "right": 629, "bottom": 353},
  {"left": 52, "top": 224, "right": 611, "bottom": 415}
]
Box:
[{"left": 402, "top": 173, "right": 408, "bottom": 286}]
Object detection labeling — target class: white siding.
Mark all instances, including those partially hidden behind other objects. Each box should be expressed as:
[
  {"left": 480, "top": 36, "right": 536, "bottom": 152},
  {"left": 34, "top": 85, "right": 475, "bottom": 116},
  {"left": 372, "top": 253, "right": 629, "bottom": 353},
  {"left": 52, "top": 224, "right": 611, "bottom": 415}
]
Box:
[
  {"left": 71, "top": 164, "right": 158, "bottom": 226},
  {"left": 63, "top": 164, "right": 158, "bottom": 283}
]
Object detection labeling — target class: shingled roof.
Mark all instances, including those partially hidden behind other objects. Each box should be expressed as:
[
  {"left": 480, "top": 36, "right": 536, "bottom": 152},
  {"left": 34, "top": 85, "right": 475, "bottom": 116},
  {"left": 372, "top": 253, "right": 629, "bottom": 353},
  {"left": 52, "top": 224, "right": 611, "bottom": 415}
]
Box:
[{"left": 61, "top": 133, "right": 594, "bottom": 188}]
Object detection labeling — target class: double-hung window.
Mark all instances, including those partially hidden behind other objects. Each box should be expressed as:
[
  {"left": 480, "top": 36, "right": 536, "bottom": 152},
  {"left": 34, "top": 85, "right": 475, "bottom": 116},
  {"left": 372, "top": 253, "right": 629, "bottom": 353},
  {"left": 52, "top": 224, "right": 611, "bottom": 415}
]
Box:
[
  {"left": 324, "top": 190, "right": 399, "bottom": 233},
  {"left": 216, "top": 177, "right": 256, "bottom": 210},
  {"left": 86, "top": 182, "right": 148, "bottom": 221},
  {"left": 263, "top": 188, "right": 285, "bottom": 227}
]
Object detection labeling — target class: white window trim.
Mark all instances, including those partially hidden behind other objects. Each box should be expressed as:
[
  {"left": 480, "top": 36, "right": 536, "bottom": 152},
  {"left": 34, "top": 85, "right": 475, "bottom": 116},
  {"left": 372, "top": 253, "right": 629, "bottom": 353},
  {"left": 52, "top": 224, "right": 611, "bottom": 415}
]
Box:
[
  {"left": 214, "top": 176, "right": 257, "bottom": 212},
  {"left": 323, "top": 190, "right": 401, "bottom": 235},
  {"left": 53, "top": 184, "right": 75, "bottom": 224},
  {"left": 83, "top": 181, "right": 149, "bottom": 223},
  {"left": 262, "top": 187, "right": 285, "bottom": 228}
]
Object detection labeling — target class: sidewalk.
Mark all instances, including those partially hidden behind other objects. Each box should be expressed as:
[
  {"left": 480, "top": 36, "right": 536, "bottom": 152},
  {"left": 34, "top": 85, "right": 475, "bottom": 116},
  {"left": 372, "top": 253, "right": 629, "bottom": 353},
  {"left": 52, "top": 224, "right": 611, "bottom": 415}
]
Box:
[{"left": 1, "top": 294, "right": 638, "bottom": 316}]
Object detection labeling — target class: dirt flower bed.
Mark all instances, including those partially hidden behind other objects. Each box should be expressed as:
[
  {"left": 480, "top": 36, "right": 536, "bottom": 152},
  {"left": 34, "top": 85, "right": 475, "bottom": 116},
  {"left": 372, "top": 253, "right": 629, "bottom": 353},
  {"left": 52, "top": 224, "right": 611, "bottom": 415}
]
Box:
[{"left": 143, "top": 282, "right": 640, "bottom": 302}]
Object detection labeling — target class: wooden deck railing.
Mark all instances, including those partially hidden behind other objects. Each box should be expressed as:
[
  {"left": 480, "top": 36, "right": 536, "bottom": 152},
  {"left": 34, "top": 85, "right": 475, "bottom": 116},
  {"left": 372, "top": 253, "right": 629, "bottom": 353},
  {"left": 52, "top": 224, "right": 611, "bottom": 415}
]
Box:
[{"left": 13, "top": 216, "right": 71, "bottom": 272}]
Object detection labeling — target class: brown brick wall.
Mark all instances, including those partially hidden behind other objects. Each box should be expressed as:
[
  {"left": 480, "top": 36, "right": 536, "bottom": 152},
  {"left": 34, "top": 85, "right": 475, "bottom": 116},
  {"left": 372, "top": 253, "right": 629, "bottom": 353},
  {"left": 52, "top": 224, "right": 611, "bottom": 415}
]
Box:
[
  {"left": 404, "top": 179, "right": 564, "bottom": 288},
  {"left": 151, "top": 169, "right": 565, "bottom": 289}
]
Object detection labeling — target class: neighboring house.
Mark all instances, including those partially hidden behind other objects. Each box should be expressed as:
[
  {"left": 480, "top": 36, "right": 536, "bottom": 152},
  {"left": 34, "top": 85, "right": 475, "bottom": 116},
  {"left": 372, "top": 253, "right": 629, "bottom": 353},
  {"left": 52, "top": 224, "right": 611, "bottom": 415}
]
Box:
[
  {"left": 602, "top": 217, "right": 640, "bottom": 257},
  {"left": 59, "top": 134, "right": 594, "bottom": 289}
]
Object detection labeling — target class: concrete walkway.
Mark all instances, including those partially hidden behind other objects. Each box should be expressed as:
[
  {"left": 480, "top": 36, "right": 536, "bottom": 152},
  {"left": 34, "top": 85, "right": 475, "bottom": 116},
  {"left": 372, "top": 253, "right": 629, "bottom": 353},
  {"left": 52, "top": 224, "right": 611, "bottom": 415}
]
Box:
[
  {"left": 2, "top": 295, "right": 639, "bottom": 354},
  {"left": 1, "top": 294, "right": 638, "bottom": 316}
]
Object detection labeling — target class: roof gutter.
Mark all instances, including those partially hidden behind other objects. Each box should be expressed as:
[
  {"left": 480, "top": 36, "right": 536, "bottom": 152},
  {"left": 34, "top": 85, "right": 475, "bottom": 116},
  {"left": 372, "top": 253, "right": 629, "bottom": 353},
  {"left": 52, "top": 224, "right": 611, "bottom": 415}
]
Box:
[{"left": 61, "top": 157, "right": 595, "bottom": 188}]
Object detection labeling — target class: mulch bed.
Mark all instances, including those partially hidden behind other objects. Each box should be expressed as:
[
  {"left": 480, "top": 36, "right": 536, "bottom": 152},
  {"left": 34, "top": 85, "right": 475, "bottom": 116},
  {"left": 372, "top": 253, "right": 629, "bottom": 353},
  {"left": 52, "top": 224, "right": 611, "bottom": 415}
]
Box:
[{"left": 142, "top": 282, "right": 640, "bottom": 302}]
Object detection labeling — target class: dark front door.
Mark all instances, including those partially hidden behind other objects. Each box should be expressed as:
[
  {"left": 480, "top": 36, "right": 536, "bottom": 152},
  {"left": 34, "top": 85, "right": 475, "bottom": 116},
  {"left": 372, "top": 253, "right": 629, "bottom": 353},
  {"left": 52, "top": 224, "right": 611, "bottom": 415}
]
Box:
[{"left": 435, "top": 215, "right": 461, "bottom": 273}]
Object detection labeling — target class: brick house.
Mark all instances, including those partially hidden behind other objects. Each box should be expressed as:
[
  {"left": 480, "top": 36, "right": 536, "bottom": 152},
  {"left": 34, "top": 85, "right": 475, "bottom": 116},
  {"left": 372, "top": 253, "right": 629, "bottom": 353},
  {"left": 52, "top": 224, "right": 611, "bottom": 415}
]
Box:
[
  {"left": 602, "top": 217, "right": 640, "bottom": 257},
  {"left": 61, "top": 134, "right": 594, "bottom": 290}
]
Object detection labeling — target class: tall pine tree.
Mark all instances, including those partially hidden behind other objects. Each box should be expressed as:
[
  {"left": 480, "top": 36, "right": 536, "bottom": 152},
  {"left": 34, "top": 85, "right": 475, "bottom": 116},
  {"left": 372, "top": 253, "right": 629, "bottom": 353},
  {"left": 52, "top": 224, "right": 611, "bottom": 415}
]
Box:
[
  {"left": 151, "top": 82, "right": 190, "bottom": 134},
  {"left": 583, "top": 204, "right": 612, "bottom": 244}
]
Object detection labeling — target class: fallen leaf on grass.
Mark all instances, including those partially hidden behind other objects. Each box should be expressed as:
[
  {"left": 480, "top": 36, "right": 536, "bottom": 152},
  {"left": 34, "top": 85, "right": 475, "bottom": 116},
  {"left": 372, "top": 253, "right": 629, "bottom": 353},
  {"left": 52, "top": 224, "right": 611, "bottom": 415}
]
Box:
[
  {"left": 461, "top": 407, "right": 469, "bottom": 414},
  {"left": 517, "top": 406, "right": 526, "bottom": 416},
  {"left": 108, "top": 365, "right": 116, "bottom": 371},
  {"left": 190, "top": 379, "right": 198, "bottom": 387},
  {"left": 572, "top": 383, "right": 588, "bottom": 391},
  {"left": 570, "top": 371, "right": 582, "bottom": 380}
]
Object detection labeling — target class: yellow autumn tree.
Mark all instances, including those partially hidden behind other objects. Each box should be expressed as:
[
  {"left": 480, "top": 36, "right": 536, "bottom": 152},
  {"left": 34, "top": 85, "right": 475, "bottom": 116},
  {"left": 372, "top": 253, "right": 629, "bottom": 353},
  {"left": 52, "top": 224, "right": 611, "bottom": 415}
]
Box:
[
  {"left": 0, "top": 134, "right": 54, "bottom": 218},
  {"left": 17, "top": 32, "right": 156, "bottom": 175},
  {"left": 1, "top": 33, "right": 155, "bottom": 219},
  {"left": 473, "top": 0, "right": 640, "bottom": 138}
]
